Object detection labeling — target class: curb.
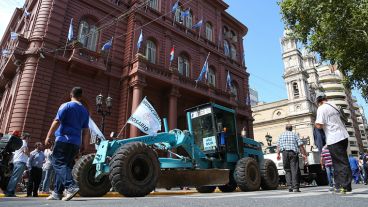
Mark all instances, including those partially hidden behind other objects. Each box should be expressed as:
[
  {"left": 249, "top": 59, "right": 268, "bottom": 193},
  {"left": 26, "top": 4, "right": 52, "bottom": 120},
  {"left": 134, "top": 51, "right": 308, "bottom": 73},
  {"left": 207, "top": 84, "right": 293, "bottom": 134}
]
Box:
[{"left": 0, "top": 190, "right": 198, "bottom": 198}]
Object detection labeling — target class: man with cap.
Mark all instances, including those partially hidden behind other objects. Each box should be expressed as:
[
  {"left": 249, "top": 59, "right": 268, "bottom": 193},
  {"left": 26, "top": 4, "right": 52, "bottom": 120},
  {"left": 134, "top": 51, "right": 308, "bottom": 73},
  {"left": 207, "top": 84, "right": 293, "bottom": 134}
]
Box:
[
  {"left": 276, "top": 124, "right": 307, "bottom": 192},
  {"left": 45, "top": 87, "right": 89, "bottom": 201},
  {"left": 315, "top": 91, "right": 351, "bottom": 194}
]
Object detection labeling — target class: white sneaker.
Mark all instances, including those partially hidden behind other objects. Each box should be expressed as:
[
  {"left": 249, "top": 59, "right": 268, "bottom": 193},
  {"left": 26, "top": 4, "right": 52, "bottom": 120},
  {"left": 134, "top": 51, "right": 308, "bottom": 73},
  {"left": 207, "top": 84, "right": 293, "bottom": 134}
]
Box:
[
  {"left": 46, "top": 192, "right": 62, "bottom": 200},
  {"left": 62, "top": 186, "right": 79, "bottom": 201}
]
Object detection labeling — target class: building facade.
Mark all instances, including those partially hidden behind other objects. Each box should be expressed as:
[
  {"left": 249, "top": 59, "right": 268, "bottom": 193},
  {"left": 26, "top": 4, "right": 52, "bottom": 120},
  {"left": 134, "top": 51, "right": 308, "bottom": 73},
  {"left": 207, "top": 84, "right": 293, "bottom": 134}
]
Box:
[
  {"left": 0, "top": 0, "right": 252, "bottom": 150},
  {"left": 252, "top": 30, "right": 366, "bottom": 154}
]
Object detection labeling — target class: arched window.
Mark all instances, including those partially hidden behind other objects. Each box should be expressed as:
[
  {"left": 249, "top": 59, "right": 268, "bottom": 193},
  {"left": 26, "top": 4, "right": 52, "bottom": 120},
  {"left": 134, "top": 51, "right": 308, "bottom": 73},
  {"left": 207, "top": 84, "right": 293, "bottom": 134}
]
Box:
[
  {"left": 223, "top": 26, "right": 229, "bottom": 36},
  {"left": 232, "top": 84, "right": 238, "bottom": 100},
  {"left": 174, "top": 3, "right": 183, "bottom": 23},
  {"left": 231, "top": 30, "right": 238, "bottom": 42},
  {"left": 148, "top": 0, "right": 159, "bottom": 10},
  {"left": 230, "top": 44, "right": 237, "bottom": 60},
  {"left": 208, "top": 67, "right": 216, "bottom": 87},
  {"left": 185, "top": 10, "right": 193, "bottom": 29},
  {"left": 224, "top": 40, "right": 230, "bottom": 56},
  {"left": 293, "top": 82, "right": 299, "bottom": 98},
  {"left": 205, "top": 22, "right": 213, "bottom": 41},
  {"left": 77, "top": 19, "right": 99, "bottom": 51},
  {"left": 146, "top": 40, "right": 156, "bottom": 64},
  {"left": 178, "top": 55, "right": 190, "bottom": 77}
]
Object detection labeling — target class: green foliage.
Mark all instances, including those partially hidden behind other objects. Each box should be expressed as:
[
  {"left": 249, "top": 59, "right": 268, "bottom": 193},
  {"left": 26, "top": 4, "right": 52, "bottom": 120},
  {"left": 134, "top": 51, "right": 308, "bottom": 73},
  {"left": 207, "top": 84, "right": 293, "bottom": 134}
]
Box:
[{"left": 279, "top": 0, "right": 368, "bottom": 101}]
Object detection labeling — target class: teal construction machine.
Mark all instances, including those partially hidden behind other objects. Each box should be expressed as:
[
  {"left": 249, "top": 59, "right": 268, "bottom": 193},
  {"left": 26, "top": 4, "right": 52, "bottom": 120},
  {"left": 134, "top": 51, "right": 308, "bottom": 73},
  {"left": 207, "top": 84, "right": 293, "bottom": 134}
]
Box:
[{"left": 73, "top": 103, "right": 279, "bottom": 197}]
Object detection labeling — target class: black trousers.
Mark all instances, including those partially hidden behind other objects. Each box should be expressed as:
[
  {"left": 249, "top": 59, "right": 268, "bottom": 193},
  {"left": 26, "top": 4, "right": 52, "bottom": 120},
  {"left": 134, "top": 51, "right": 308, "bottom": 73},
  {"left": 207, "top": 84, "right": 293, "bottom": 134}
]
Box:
[
  {"left": 27, "top": 167, "right": 42, "bottom": 196},
  {"left": 282, "top": 150, "right": 300, "bottom": 189},
  {"left": 328, "top": 138, "right": 352, "bottom": 190}
]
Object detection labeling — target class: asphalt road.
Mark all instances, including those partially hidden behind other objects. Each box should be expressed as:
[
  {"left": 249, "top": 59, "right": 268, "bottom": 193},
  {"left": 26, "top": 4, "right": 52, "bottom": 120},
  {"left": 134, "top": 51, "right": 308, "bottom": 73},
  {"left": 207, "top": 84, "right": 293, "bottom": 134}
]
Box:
[{"left": 1, "top": 184, "right": 368, "bottom": 207}]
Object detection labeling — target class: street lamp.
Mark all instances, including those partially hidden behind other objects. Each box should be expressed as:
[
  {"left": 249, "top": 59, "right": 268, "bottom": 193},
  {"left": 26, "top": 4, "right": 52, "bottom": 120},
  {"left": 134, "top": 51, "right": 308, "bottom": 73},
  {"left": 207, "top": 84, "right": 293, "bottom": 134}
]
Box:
[
  {"left": 96, "top": 93, "right": 112, "bottom": 134},
  {"left": 265, "top": 133, "right": 273, "bottom": 146}
]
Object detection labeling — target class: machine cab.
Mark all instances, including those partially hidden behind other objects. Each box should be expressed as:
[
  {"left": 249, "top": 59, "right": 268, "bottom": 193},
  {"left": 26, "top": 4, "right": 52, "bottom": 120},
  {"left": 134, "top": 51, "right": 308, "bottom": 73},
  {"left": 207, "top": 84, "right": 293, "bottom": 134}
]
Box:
[{"left": 186, "top": 103, "right": 239, "bottom": 155}]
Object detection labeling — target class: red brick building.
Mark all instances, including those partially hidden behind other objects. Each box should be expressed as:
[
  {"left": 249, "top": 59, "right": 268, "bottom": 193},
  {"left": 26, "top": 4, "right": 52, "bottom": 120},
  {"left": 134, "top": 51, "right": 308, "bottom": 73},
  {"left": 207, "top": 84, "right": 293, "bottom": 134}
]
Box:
[{"left": 0, "top": 0, "right": 252, "bottom": 150}]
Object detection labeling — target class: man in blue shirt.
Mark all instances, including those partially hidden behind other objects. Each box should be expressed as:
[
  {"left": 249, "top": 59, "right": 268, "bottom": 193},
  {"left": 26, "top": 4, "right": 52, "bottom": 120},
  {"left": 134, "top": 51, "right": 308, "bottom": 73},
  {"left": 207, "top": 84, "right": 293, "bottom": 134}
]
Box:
[{"left": 45, "top": 87, "right": 89, "bottom": 201}]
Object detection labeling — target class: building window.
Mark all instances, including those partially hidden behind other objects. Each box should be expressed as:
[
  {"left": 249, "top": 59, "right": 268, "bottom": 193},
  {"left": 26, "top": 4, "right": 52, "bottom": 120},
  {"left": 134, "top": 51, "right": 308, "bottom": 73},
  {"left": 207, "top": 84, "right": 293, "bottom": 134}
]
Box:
[
  {"left": 184, "top": 10, "right": 192, "bottom": 29},
  {"left": 232, "top": 84, "right": 238, "bottom": 100},
  {"left": 148, "top": 0, "right": 159, "bottom": 10},
  {"left": 208, "top": 67, "right": 216, "bottom": 87},
  {"left": 231, "top": 30, "right": 238, "bottom": 42},
  {"left": 230, "top": 44, "right": 237, "bottom": 60},
  {"left": 178, "top": 55, "right": 189, "bottom": 77},
  {"left": 224, "top": 40, "right": 230, "bottom": 56},
  {"left": 174, "top": 4, "right": 183, "bottom": 23},
  {"left": 146, "top": 40, "right": 156, "bottom": 64},
  {"left": 293, "top": 82, "right": 299, "bottom": 98},
  {"left": 205, "top": 22, "right": 213, "bottom": 41},
  {"left": 77, "top": 20, "right": 99, "bottom": 51}
]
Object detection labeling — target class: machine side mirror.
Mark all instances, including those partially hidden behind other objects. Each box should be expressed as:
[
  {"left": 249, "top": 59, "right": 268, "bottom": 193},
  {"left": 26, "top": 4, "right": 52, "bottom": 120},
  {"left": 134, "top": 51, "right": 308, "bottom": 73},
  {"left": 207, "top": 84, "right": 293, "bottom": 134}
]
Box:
[{"left": 110, "top": 132, "right": 117, "bottom": 139}]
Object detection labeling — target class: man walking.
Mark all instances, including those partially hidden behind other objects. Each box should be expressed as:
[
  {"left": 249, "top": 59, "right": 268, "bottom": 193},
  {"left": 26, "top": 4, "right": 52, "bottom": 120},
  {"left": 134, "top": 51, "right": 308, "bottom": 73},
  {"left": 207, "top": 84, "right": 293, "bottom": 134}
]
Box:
[
  {"left": 315, "top": 92, "right": 352, "bottom": 194},
  {"left": 348, "top": 155, "right": 360, "bottom": 184},
  {"left": 360, "top": 152, "right": 368, "bottom": 185},
  {"left": 45, "top": 87, "right": 89, "bottom": 201},
  {"left": 27, "top": 142, "right": 45, "bottom": 197},
  {"left": 5, "top": 132, "right": 30, "bottom": 197},
  {"left": 276, "top": 124, "right": 307, "bottom": 192}
]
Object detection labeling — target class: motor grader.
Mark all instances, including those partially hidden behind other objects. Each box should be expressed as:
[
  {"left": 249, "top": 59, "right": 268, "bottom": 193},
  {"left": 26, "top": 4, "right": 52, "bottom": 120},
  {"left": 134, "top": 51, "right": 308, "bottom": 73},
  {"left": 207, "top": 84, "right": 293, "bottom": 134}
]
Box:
[{"left": 73, "top": 103, "right": 278, "bottom": 197}]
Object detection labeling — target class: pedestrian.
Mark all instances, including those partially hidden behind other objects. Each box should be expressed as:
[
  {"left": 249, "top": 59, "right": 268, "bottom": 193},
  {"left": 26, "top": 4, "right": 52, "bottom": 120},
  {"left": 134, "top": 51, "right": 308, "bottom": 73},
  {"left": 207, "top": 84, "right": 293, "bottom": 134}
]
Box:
[
  {"left": 360, "top": 152, "right": 368, "bottom": 185},
  {"left": 26, "top": 142, "right": 45, "bottom": 197},
  {"left": 40, "top": 145, "right": 54, "bottom": 193},
  {"left": 5, "top": 132, "right": 30, "bottom": 197},
  {"left": 348, "top": 155, "right": 360, "bottom": 184},
  {"left": 45, "top": 87, "right": 89, "bottom": 201},
  {"left": 276, "top": 124, "right": 307, "bottom": 192},
  {"left": 315, "top": 91, "right": 352, "bottom": 194},
  {"left": 320, "top": 145, "right": 334, "bottom": 192}
]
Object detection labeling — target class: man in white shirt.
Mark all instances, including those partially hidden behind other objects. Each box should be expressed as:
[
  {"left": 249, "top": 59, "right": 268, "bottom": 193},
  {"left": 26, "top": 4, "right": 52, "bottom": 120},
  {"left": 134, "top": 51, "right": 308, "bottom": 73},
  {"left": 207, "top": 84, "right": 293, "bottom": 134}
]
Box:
[
  {"left": 5, "top": 132, "right": 30, "bottom": 197},
  {"left": 315, "top": 92, "right": 351, "bottom": 194}
]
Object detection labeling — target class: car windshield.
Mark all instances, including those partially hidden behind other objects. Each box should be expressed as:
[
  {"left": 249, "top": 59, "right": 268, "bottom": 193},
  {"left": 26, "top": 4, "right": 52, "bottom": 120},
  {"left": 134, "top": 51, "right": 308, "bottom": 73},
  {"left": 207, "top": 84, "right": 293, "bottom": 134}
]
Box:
[{"left": 264, "top": 146, "right": 277, "bottom": 154}]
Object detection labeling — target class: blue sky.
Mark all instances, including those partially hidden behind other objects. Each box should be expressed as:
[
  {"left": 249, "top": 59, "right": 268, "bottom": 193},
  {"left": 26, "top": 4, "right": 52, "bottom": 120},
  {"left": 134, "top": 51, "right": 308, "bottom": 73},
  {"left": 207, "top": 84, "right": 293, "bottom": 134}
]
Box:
[{"left": 1, "top": 0, "right": 367, "bottom": 116}]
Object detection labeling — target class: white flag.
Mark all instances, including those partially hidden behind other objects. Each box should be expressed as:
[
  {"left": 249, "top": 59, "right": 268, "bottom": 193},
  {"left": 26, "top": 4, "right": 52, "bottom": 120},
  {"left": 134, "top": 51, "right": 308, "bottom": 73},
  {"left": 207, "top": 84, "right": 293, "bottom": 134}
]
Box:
[
  {"left": 89, "top": 117, "right": 105, "bottom": 145},
  {"left": 127, "top": 97, "right": 161, "bottom": 136}
]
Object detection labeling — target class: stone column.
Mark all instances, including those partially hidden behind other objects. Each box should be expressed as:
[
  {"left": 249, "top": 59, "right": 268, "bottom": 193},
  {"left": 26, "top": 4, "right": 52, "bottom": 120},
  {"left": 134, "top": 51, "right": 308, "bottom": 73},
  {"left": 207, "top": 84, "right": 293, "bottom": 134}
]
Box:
[
  {"left": 129, "top": 77, "right": 146, "bottom": 138},
  {"left": 168, "top": 87, "right": 181, "bottom": 130}
]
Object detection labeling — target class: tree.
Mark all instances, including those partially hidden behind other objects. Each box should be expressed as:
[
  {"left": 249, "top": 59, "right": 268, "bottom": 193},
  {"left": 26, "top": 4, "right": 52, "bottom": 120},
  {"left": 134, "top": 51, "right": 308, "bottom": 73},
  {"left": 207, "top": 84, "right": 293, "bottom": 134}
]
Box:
[{"left": 279, "top": 0, "right": 368, "bottom": 101}]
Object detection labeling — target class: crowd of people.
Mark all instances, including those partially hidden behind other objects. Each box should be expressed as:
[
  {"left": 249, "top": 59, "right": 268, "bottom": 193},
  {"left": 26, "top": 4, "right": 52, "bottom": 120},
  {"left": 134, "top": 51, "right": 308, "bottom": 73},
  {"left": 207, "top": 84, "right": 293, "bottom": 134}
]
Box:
[
  {"left": 277, "top": 91, "right": 368, "bottom": 194},
  {"left": 3, "top": 87, "right": 89, "bottom": 201}
]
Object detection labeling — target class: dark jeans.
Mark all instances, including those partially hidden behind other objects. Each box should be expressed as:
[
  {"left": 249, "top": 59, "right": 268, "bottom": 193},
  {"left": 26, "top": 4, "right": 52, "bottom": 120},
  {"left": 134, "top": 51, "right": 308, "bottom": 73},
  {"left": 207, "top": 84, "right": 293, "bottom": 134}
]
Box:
[
  {"left": 52, "top": 141, "right": 79, "bottom": 195},
  {"left": 328, "top": 138, "right": 352, "bottom": 190},
  {"left": 27, "top": 167, "right": 42, "bottom": 196},
  {"left": 282, "top": 150, "right": 300, "bottom": 189}
]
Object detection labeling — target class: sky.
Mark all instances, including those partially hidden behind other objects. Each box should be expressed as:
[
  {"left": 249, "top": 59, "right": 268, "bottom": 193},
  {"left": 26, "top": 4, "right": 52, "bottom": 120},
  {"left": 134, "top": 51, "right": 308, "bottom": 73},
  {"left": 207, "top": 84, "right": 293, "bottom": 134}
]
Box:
[{"left": 0, "top": 0, "right": 367, "bottom": 117}]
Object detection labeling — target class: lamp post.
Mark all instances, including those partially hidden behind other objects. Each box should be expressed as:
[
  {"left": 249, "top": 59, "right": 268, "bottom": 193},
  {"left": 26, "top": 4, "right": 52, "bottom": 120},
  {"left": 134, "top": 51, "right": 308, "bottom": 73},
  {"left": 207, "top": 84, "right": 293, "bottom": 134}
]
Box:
[
  {"left": 96, "top": 93, "right": 112, "bottom": 134},
  {"left": 265, "top": 133, "right": 273, "bottom": 146}
]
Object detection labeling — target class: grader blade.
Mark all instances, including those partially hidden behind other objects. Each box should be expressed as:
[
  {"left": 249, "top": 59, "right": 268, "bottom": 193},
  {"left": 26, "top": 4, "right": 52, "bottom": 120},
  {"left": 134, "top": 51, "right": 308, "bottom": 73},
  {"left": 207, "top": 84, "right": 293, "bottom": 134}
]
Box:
[{"left": 156, "top": 169, "right": 229, "bottom": 188}]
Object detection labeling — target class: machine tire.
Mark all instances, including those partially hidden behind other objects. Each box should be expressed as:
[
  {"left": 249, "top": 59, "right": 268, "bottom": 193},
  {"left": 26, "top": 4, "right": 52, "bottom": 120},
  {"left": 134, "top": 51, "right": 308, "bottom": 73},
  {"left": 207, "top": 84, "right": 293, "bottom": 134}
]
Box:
[
  {"left": 0, "top": 163, "right": 13, "bottom": 192},
  {"left": 260, "top": 159, "right": 279, "bottom": 190},
  {"left": 234, "top": 157, "right": 261, "bottom": 191},
  {"left": 196, "top": 186, "right": 216, "bottom": 193},
  {"left": 218, "top": 171, "right": 237, "bottom": 192},
  {"left": 73, "top": 153, "right": 111, "bottom": 197},
  {"left": 109, "top": 142, "right": 159, "bottom": 197}
]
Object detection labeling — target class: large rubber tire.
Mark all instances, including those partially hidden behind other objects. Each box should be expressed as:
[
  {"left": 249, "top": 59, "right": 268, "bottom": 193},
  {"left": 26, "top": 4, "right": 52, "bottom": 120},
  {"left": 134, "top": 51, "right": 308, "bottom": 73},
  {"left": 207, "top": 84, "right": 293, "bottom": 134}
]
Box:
[
  {"left": 109, "top": 142, "right": 159, "bottom": 197},
  {"left": 260, "top": 159, "right": 279, "bottom": 190},
  {"left": 196, "top": 186, "right": 216, "bottom": 193},
  {"left": 234, "top": 157, "right": 261, "bottom": 192},
  {"left": 218, "top": 171, "right": 237, "bottom": 192},
  {"left": 0, "top": 162, "right": 13, "bottom": 192},
  {"left": 73, "top": 153, "right": 111, "bottom": 197}
]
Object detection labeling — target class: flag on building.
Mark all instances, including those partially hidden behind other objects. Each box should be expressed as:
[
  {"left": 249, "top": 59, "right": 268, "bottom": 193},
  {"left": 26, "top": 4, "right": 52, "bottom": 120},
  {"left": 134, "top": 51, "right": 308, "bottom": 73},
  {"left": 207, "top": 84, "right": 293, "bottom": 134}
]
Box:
[
  {"left": 226, "top": 70, "right": 233, "bottom": 91},
  {"left": 24, "top": 10, "right": 30, "bottom": 17},
  {"left": 67, "top": 18, "right": 74, "bottom": 41},
  {"left": 137, "top": 30, "right": 143, "bottom": 50},
  {"left": 196, "top": 52, "right": 210, "bottom": 82},
  {"left": 192, "top": 19, "right": 203, "bottom": 29},
  {"left": 102, "top": 37, "right": 113, "bottom": 51},
  {"left": 1, "top": 49, "right": 10, "bottom": 57},
  {"left": 172, "top": 0, "right": 179, "bottom": 13},
  {"left": 88, "top": 117, "right": 106, "bottom": 147},
  {"left": 127, "top": 97, "right": 162, "bottom": 136},
  {"left": 169, "top": 46, "right": 175, "bottom": 63},
  {"left": 181, "top": 9, "right": 190, "bottom": 18},
  {"left": 10, "top": 32, "right": 18, "bottom": 40}
]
